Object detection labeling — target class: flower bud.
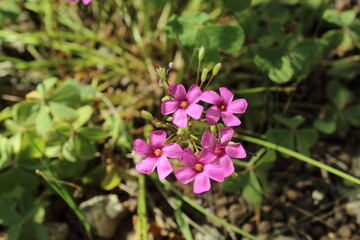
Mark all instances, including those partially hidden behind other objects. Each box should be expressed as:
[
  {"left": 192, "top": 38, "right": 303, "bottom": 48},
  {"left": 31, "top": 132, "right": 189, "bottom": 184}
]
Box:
[
  {"left": 155, "top": 122, "right": 168, "bottom": 128},
  {"left": 198, "top": 46, "right": 205, "bottom": 61},
  {"left": 212, "top": 62, "right": 222, "bottom": 76},
  {"left": 141, "top": 110, "right": 153, "bottom": 120},
  {"left": 156, "top": 67, "right": 166, "bottom": 80},
  {"left": 200, "top": 68, "right": 209, "bottom": 82}
]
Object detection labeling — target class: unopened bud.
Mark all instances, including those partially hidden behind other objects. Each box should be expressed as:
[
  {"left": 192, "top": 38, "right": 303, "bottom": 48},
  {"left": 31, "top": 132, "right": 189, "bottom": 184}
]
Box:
[
  {"left": 198, "top": 46, "right": 205, "bottom": 61},
  {"left": 141, "top": 110, "right": 153, "bottom": 120},
  {"left": 156, "top": 67, "right": 166, "bottom": 80},
  {"left": 200, "top": 68, "right": 209, "bottom": 82},
  {"left": 155, "top": 122, "right": 168, "bottom": 128},
  {"left": 212, "top": 62, "right": 222, "bottom": 76}
]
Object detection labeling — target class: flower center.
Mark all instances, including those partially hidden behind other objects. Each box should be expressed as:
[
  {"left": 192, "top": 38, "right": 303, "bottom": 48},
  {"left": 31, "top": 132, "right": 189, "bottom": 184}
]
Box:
[
  {"left": 154, "top": 149, "right": 162, "bottom": 157},
  {"left": 215, "top": 148, "right": 224, "bottom": 156},
  {"left": 195, "top": 164, "right": 204, "bottom": 173},
  {"left": 180, "top": 101, "right": 189, "bottom": 109},
  {"left": 219, "top": 105, "right": 226, "bottom": 111}
]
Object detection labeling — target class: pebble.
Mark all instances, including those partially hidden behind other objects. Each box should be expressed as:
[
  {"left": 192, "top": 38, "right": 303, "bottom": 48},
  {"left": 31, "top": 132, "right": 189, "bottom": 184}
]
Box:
[
  {"left": 228, "top": 204, "right": 247, "bottom": 224},
  {"left": 285, "top": 189, "right": 303, "bottom": 200},
  {"left": 337, "top": 225, "right": 352, "bottom": 238},
  {"left": 310, "top": 225, "right": 324, "bottom": 239},
  {"left": 258, "top": 221, "right": 271, "bottom": 234},
  {"left": 215, "top": 206, "right": 228, "bottom": 219},
  {"left": 242, "top": 223, "right": 253, "bottom": 233}
]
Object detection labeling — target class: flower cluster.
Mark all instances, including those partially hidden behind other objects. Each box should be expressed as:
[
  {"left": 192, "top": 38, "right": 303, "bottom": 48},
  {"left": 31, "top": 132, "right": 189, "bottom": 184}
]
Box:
[
  {"left": 134, "top": 47, "right": 248, "bottom": 193},
  {"left": 67, "top": 0, "right": 92, "bottom": 5}
]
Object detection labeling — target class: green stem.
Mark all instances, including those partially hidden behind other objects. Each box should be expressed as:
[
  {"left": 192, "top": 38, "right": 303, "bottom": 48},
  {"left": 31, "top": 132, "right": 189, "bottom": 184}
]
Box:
[
  {"left": 137, "top": 174, "right": 148, "bottom": 240},
  {"left": 153, "top": 177, "right": 259, "bottom": 240},
  {"left": 239, "top": 135, "right": 360, "bottom": 186}
]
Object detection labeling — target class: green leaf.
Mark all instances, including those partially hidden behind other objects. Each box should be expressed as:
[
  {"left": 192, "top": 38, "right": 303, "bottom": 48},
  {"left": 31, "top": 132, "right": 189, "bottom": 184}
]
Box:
[
  {"left": 13, "top": 101, "right": 40, "bottom": 126},
  {"left": 323, "top": 9, "right": 356, "bottom": 27},
  {"left": 77, "top": 127, "right": 107, "bottom": 141},
  {"left": 320, "top": 30, "right": 343, "bottom": 54},
  {"left": 254, "top": 48, "right": 294, "bottom": 83},
  {"left": 296, "top": 128, "right": 318, "bottom": 156},
  {"left": 49, "top": 82, "right": 81, "bottom": 107},
  {"left": 222, "top": 0, "right": 251, "bottom": 12},
  {"left": 61, "top": 137, "right": 77, "bottom": 162},
  {"left": 326, "top": 80, "right": 353, "bottom": 109},
  {"left": 349, "top": 19, "right": 360, "bottom": 47},
  {"left": 49, "top": 102, "right": 78, "bottom": 122},
  {"left": 290, "top": 39, "right": 319, "bottom": 77},
  {"left": 74, "top": 135, "right": 96, "bottom": 160},
  {"left": 222, "top": 171, "right": 248, "bottom": 193},
  {"left": 174, "top": 204, "right": 193, "bottom": 240},
  {"left": 314, "top": 111, "right": 337, "bottom": 134},
  {"left": 36, "top": 78, "right": 57, "bottom": 99},
  {"left": 255, "top": 150, "right": 277, "bottom": 171},
  {"left": 101, "top": 165, "right": 122, "bottom": 190},
  {"left": 72, "top": 105, "right": 93, "bottom": 129},
  {"left": 243, "top": 171, "right": 262, "bottom": 204},
  {"left": 274, "top": 114, "right": 305, "bottom": 129},
  {"left": 52, "top": 158, "right": 87, "bottom": 178},
  {"left": 199, "top": 24, "right": 245, "bottom": 54},
  {"left": 266, "top": 128, "right": 294, "bottom": 150},
  {"left": 35, "top": 104, "right": 52, "bottom": 136},
  {"left": 18, "top": 130, "right": 46, "bottom": 160},
  {"left": 0, "top": 106, "right": 12, "bottom": 121},
  {"left": 344, "top": 105, "right": 360, "bottom": 127},
  {"left": 0, "top": 135, "right": 12, "bottom": 170}
]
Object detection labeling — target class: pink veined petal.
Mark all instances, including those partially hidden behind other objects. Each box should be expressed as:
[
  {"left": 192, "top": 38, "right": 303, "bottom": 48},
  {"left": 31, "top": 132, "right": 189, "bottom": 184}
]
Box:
[
  {"left": 161, "top": 99, "right": 179, "bottom": 115},
  {"left": 82, "top": 0, "right": 91, "bottom": 4},
  {"left": 221, "top": 111, "right": 241, "bottom": 127},
  {"left": 219, "top": 155, "right": 235, "bottom": 177},
  {"left": 201, "top": 90, "right": 222, "bottom": 105},
  {"left": 205, "top": 106, "right": 221, "bottom": 125},
  {"left": 136, "top": 157, "right": 158, "bottom": 174},
  {"left": 134, "top": 139, "right": 152, "bottom": 157},
  {"left": 193, "top": 172, "right": 211, "bottom": 194},
  {"left": 162, "top": 143, "right": 183, "bottom": 158},
  {"left": 156, "top": 155, "right": 173, "bottom": 180},
  {"left": 180, "top": 148, "right": 197, "bottom": 167},
  {"left": 175, "top": 168, "right": 197, "bottom": 184},
  {"left": 226, "top": 143, "right": 247, "bottom": 158},
  {"left": 185, "top": 104, "right": 203, "bottom": 120},
  {"left": 227, "top": 99, "right": 248, "bottom": 114},
  {"left": 168, "top": 84, "right": 187, "bottom": 100},
  {"left": 149, "top": 130, "right": 166, "bottom": 149},
  {"left": 198, "top": 148, "right": 218, "bottom": 165},
  {"left": 173, "top": 109, "right": 188, "bottom": 128},
  {"left": 219, "top": 87, "right": 234, "bottom": 105},
  {"left": 67, "top": 0, "right": 78, "bottom": 2},
  {"left": 186, "top": 84, "right": 202, "bottom": 104},
  {"left": 201, "top": 131, "right": 217, "bottom": 150},
  {"left": 204, "top": 164, "right": 225, "bottom": 182},
  {"left": 219, "top": 127, "right": 234, "bottom": 146}
]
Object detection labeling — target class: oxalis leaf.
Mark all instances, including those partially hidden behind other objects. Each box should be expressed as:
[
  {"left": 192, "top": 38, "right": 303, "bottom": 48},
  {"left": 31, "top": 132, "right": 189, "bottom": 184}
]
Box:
[{"left": 13, "top": 101, "right": 40, "bottom": 127}]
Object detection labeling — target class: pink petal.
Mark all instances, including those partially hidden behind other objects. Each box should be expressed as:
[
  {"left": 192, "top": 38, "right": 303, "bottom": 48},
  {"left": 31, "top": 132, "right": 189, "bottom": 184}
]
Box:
[
  {"left": 156, "top": 155, "right": 172, "bottom": 180},
  {"left": 219, "top": 87, "right": 234, "bottom": 105},
  {"left": 149, "top": 130, "right": 166, "bottom": 148},
  {"left": 221, "top": 111, "right": 241, "bottom": 127},
  {"left": 219, "top": 155, "right": 235, "bottom": 177},
  {"left": 136, "top": 157, "right": 157, "bottom": 174},
  {"left": 204, "top": 164, "right": 225, "bottom": 182},
  {"left": 201, "top": 131, "right": 217, "bottom": 150},
  {"left": 186, "top": 84, "right": 202, "bottom": 104},
  {"left": 185, "top": 104, "right": 203, "bottom": 120},
  {"left": 201, "top": 90, "right": 221, "bottom": 105},
  {"left": 162, "top": 143, "right": 183, "bottom": 158},
  {"left": 227, "top": 99, "right": 248, "bottom": 114},
  {"left": 205, "top": 106, "right": 221, "bottom": 125},
  {"left": 168, "top": 84, "right": 186, "bottom": 100},
  {"left": 193, "top": 172, "right": 211, "bottom": 194},
  {"left": 161, "top": 99, "right": 179, "bottom": 115},
  {"left": 198, "top": 148, "right": 217, "bottom": 165},
  {"left": 173, "top": 109, "right": 188, "bottom": 128},
  {"left": 175, "top": 168, "right": 197, "bottom": 184},
  {"left": 180, "top": 147, "right": 197, "bottom": 167},
  {"left": 82, "top": 0, "right": 91, "bottom": 4},
  {"left": 67, "top": 0, "right": 78, "bottom": 2},
  {"left": 219, "top": 127, "right": 234, "bottom": 146},
  {"left": 226, "top": 143, "right": 247, "bottom": 158},
  {"left": 134, "top": 139, "right": 152, "bottom": 157}
]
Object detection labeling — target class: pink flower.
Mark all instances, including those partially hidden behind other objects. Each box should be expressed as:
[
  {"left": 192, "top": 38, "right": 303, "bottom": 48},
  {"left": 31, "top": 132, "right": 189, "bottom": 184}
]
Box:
[
  {"left": 161, "top": 84, "right": 203, "bottom": 128},
  {"left": 67, "top": 0, "right": 91, "bottom": 5},
  {"left": 201, "top": 87, "right": 247, "bottom": 126},
  {"left": 134, "top": 130, "right": 182, "bottom": 180},
  {"left": 202, "top": 127, "right": 246, "bottom": 177},
  {"left": 175, "top": 148, "right": 224, "bottom": 194}
]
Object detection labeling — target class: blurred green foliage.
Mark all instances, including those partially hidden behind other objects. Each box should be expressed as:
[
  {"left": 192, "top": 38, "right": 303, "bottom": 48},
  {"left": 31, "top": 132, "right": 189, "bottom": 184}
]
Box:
[{"left": 0, "top": 0, "right": 360, "bottom": 239}]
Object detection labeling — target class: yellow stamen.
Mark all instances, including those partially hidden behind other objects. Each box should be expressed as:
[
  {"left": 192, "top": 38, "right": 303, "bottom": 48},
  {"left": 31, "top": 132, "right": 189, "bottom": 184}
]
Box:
[
  {"left": 154, "top": 149, "right": 162, "bottom": 157},
  {"left": 195, "top": 164, "right": 204, "bottom": 172},
  {"left": 219, "top": 105, "right": 226, "bottom": 111},
  {"left": 180, "top": 101, "right": 189, "bottom": 109}
]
